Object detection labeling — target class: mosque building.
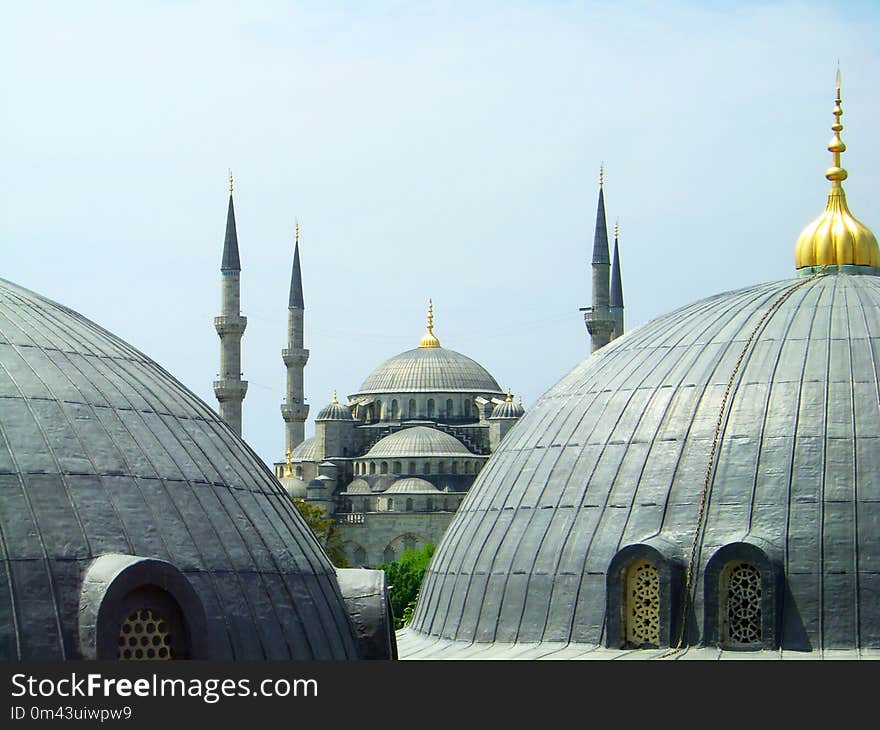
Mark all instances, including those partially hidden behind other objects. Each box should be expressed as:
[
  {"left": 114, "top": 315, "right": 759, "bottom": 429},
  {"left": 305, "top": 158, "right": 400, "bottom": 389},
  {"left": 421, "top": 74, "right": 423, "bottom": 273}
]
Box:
[
  {"left": 212, "top": 162, "right": 625, "bottom": 570},
  {"left": 398, "top": 77, "right": 880, "bottom": 658}
]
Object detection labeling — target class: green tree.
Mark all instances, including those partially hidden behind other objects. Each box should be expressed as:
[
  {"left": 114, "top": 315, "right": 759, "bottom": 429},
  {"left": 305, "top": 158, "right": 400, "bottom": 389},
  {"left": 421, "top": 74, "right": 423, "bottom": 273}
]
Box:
[
  {"left": 378, "top": 543, "right": 435, "bottom": 629},
  {"left": 292, "top": 498, "right": 350, "bottom": 568}
]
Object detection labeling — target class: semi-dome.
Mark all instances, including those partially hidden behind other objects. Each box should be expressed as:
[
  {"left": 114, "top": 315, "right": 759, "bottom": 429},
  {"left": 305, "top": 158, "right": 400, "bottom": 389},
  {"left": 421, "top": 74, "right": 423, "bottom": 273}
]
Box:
[
  {"left": 366, "top": 426, "right": 472, "bottom": 459},
  {"left": 316, "top": 391, "right": 353, "bottom": 421},
  {"left": 289, "top": 435, "right": 318, "bottom": 461},
  {"left": 0, "top": 277, "right": 363, "bottom": 660},
  {"left": 385, "top": 478, "right": 441, "bottom": 494},
  {"left": 344, "top": 478, "right": 372, "bottom": 494},
  {"left": 400, "top": 271, "right": 880, "bottom": 658}
]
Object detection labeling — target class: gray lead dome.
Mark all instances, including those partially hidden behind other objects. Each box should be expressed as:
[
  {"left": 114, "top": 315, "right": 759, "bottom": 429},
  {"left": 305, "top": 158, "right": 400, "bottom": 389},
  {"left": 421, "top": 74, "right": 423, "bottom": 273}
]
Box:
[
  {"left": 402, "top": 272, "right": 880, "bottom": 657},
  {"left": 0, "top": 278, "right": 363, "bottom": 660}
]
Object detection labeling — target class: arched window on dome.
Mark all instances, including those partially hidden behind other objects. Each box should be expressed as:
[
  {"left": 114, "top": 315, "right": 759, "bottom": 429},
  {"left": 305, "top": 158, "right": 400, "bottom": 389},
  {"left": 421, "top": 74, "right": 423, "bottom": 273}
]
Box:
[
  {"left": 427, "top": 498, "right": 433, "bottom": 511},
  {"left": 451, "top": 462, "right": 458, "bottom": 475},
  {"left": 423, "top": 463, "right": 431, "bottom": 475},
  {"left": 464, "top": 399, "right": 472, "bottom": 418},
  {"left": 369, "top": 463, "right": 376, "bottom": 475},
  {"left": 446, "top": 398, "right": 454, "bottom": 417},
  {"left": 391, "top": 399, "right": 399, "bottom": 419},
  {"left": 623, "top": 559, "right": 660, "bottom": 648},
  {"left": 606, "top": 545, "right": 680, "bottom": 649},
  {"left": 438, "top": 461, "right": 445, "bottom": 474},
  {"left": 408, "top": 461, "right": 416, "bottom": 474},
  {"left": 703, "top": 542, "right": 779, "bottom": 650},
  {"left": 381, "top": 462, "right": 388, "bottom": 475},
  {"left": 427, "top": 399, "right": 435, "bottom": 418},
  {"left": 408, "top": 399, "right": 417, "bottom": 418},
  {"left": 387, "top": 498, "right": 394, "bottom": 511},
  {"left": 405, "top": 498, "right": 413, "bottom": 512},
  {"left": 720, "top": 561, "right": 762, "bottom": 647},
  {"left": 295, "top": 466, "right": 302, "bottom": 478},
  {"left": 392, "top": 461, "right": 401, "bottom": 475}
]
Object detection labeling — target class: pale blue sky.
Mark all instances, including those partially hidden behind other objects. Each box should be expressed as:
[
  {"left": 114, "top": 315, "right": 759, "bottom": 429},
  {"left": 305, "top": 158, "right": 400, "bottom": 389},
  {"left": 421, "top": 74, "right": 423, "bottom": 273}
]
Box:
[{"left": 3, "top": 1, "right": 879, "bottom": 467}]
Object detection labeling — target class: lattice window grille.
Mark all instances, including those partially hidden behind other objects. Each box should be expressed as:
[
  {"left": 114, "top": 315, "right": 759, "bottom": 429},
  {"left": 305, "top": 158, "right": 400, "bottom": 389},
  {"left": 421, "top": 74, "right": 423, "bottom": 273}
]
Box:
[
  {"left": 625, "top": 559, "right": 660, "bottom": 647},
  {"left": 118, "top": 608, "right": 174, "bottom": 660},
  {"left": 723, "top": 562, "right": 762, "bottom": 645}
]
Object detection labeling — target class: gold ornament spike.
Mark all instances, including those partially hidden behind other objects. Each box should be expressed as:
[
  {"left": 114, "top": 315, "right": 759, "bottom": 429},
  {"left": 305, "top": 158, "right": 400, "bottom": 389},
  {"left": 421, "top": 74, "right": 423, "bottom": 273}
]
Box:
[
  {"left": 505, "top": 389, "right": 513, "bottom": 403},
  {"left": 332, "top": 389, "right": 339, "bottom": 405},
  {"left": 614, "top": 220, "right": 620, "bottom": 240},
  {"left": 228, "top": 169, "right": 233, "bottom": 195},
  {"left": 599, "top": 164, "right": 605, "bottom": 189},
  {"left": 295, "top": 218, "right": 300, "bottom": 244},
  {"left": 794, "top": 69, "right": 878, "bottom": 269},
  {"left": 284, "top": 447, "right": 292, "bottom": 478},
  {"left": 419, "top": 299, "right": 441, "bottom": 348}
]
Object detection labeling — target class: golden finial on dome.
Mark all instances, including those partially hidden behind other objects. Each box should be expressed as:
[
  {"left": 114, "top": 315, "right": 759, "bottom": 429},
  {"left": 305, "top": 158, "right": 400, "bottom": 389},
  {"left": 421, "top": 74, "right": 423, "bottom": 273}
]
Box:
[
  {"left": 505, "top": 389, "right": 513, "bottom": 403},
  {"left": 284, "top": 447, "right": 292, "bottom": 478},
  {"left": 229, "top": 169, "right": 233, "bottom": 195},
  {"left": 332, "top": 389, "right": 339, "bottom": 405},
  {"left": 418, "top": 299, "right": 441, "bottom": 348},
  {"left": 794, "top": 68, "right": 878, "bottom": 270}
]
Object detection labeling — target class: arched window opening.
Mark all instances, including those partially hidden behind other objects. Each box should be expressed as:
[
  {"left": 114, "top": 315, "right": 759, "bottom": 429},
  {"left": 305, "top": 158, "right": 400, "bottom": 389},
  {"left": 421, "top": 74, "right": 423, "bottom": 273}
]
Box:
[
  {"left": 408, "top": 461, "right": 416, "bottom": 474},
  {"left": 408, "top": 399, "right": 417, "bottom": 418},
  {"left": 387, "top": 498, "right": 394, "bottom": 511},
  {"left": 405, "top": 498, "right": 413, "bottom": 512},
  {"left": 369, "top": 463, "right": 376, "bottom": 475},
  {"left": 721, "top": 562, "right": 762, "bottom": 647},
  {"left": 623, "top": 560, "right": 660, "bottom": 648},
  {"left": 392, "top": 461, "right": 401, "bottom": 474},
  {"left": 446, "top": 398, "right": 454, "bottom": 417},
  {"left": 354, "top": 547, "right": 367, "bottom": 566},
  {"left": 427, "top": 399, "right": 435, "bottom": 418},
  {"left": 464, "top": 400, "right": 472, "bottom": 418},
  {"left": 427, "top": 498, "right": 433, "bottom": 511},
  {"left": 438, "top": 461, "right": 445, "bottom": 474},
  {"left": 381, "top": 462, "right": 388, "bottom": 475},
  {"left": 423, "top": 463, "right": 431, "bottom": 475},
  {"left": 383, "top": 547, "right": 395, "bottom": 564},
  {"left": 391, "top": 399, "right": 399, "bottom": 419},
  {"left": 451, "top": 462, "right": 458, "bottom": 474},
  {"left": 403, "top": 535, "right": 416, "bottom": 552},
  {"left": 295, "top": 466, "right": 302, "bottom": 477}
]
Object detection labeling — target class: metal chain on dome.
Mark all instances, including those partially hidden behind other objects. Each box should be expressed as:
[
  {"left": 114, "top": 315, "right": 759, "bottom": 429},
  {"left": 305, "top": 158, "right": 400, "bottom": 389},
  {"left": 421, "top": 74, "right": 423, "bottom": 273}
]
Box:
[{"left": 661, "top": 273, "right": 819, "bottom": 658}]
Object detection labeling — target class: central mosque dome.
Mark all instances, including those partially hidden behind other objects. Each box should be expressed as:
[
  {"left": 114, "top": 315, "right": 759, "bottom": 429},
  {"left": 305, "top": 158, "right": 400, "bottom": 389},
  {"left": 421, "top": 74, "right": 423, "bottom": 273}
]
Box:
[
  {"left": 399, "top": 78, "right": 880, "bottom": 659},
  {"left": 352, "top": 301, "right": 503, "bottom": 396}
]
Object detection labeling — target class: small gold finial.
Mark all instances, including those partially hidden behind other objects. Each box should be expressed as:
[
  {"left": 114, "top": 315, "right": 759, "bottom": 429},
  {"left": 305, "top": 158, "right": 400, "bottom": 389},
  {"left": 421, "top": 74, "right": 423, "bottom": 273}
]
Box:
[
  {"left": 332, "top": 389, "right": 339, "bottom": 405},
  {"left": 284, "top": 447, "right": 292, "bottom": 478},
  {"left": 295, "top": 218, "right": 300, "bottom": 244},
  {"left": 599, "top": 164, "right": 604, "bottom": 189},
  {"left": 517, "top": 396, "right": 523, "bottom": 407},
  {"left": 229, "top": 169, "right": 233, "bottom": 195},
  {"left": 794, "top": 69, "right": 878, "bottom": 270},
  {"left": 614, "top": 219, "right": 620, "bottom": 240},
  {"left": 505, "top": 389, "right": 513, "bottom": 403},
  {"left": 418, "top": 298, "right": 441, "bottom": 348}
]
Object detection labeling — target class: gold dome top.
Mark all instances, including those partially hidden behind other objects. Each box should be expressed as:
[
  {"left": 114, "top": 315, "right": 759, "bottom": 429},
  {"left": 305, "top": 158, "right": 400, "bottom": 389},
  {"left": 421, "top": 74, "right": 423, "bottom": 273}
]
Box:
[
  {"left": 418, "top": 299, "right": 441, "bottom": 348},
  {"left": 795, "top": 70, "right": 878, "bottom": 270}
]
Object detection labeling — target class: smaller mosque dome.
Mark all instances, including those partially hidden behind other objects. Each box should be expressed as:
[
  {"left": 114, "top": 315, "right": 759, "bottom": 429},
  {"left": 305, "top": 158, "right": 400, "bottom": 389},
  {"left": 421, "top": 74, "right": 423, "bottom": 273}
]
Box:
[
  {"left": 316, "top": 391, "right": 353, "bottom": 421},
  {"left": 289, "top": 436, "right": 318, "bottom": 461},
  {"left": 366, "top": 426, "right": 471, "bottom": 458},
  {"left": 279, "top": 476, "right": 307, "bottom": 499},
  {"left": 385, "top": 478, "right": 441, "bottom": 494},
  {"left": 345, "top": 479, "right": 372, "bottom": 494},
  {"left": 490, "top": 391, "right": 525, "bottom": 419}
]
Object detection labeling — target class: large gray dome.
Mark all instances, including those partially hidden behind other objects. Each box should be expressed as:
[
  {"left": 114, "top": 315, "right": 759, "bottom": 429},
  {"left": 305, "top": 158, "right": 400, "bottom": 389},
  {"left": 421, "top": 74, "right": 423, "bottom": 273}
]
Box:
[
  {"left": 401, "top": 271, "right": 880, "bottom": 658},
  {"left": 366, "top": 426, "right": 472, "bottom": 458},
  {"left": 353, "top": 347, "right": 503, "bottom": 395},
  {"left": 0, "top": 278, "right": 361, "bottom": 660}
]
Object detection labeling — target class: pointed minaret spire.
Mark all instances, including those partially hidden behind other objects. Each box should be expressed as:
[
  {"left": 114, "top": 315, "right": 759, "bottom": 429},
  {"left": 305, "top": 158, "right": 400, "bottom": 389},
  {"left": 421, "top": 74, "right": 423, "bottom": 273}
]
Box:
[
  {"left": 281, "top": 221, "right": 310, "bottom": 452},
  {"left": 289, "top": 220, "right": 305, "bottom": 309},
  {"left": 221, "top": 170, "right": 241, "bottom": 272},
  {"left": 418, "top": 299, "right": 441, "bottom": 348},
  {"left": 581, "top": 165, "right": 615, "bottom": 352},
  {"left": 214, "top": 172, "right": 248, "bottom": 435},
  {"left": 610, "top": 220, "right": 625, "bottom": 340}
]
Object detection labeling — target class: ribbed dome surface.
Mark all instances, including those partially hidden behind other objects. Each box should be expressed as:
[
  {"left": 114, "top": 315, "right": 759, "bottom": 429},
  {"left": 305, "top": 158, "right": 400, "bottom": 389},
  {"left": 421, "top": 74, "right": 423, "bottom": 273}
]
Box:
[
  {"left": 0, "top": 278, "right": 358, "bottom": 660},
  {"left": 403, "top": 272, "right": 880, "bottom": 656},
  {"left": 344, "top": 479, "right": 372, "bottom": 494},
  {"left": 289, "top": 436, "right": 318, "bottom": 461},
  {"left": 316, "top": 401, "right": 353, "bottom": 421},
  {"left": 490, "top": 399, "right": 524, "bottom": 419},
  {"left": 366, "top": 426, "right": 471, "bottom": 458},
  {"left": 385, "top": 478, "right": 441, "bottom": 494},
  {"left": 353, "top": 347, "right": 502, "bottom": 395}
]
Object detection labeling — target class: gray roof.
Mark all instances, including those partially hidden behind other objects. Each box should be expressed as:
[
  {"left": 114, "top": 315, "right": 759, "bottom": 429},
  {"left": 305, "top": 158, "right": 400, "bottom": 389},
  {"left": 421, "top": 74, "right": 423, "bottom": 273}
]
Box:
[
  {"left": 403, "top": 270, "right": 880, "bottom": 656},
  {"left": 279, "top": 475, "right": 307, "bottom": 499},
  {"left": 591, "top": 186, "right": 609, "bottom": 266},
  {"left": 0, "top": 277, "right": 358, "bottom": 659},
  {"left": 343, "top": 479, "right": 372, "bottom": 494},
  {"left": 365, "top": 426, "right": 472, "bottom": 459},
  {"left": 385, "top": 477, "right": 441, "bottom": 494},
  {"left": 288, "top": 239, "right": 304, "bottom": 310},
  {"left": 289, "top": 436, "right": 318, "bottom": 461},
  {"left": 316, "top": 400, "right": 353, "bottom": 421},
  {"left": 353, "top": 347, "right": 503, "bottom": 396},
  {"left": 221, "top": 194, "right": 241, "bottom": 272},
  {"left": 490, "top": 399, "right": 524, "bottom": 420}
]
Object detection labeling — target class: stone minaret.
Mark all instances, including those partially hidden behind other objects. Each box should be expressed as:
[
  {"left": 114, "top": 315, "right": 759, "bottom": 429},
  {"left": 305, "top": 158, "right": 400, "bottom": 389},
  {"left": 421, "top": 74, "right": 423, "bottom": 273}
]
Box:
[
  {"left": 213, "top": 173, "right": 248, "bottom": 435},
  {"left": 610, "top": 221, "right": 625, "bottom": 340},
  {"left": 582, "top": 167, "right": 615, "bottom": 352},
  {"left": 281, "top": 222, "right": 309, "bottom": 452}
]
